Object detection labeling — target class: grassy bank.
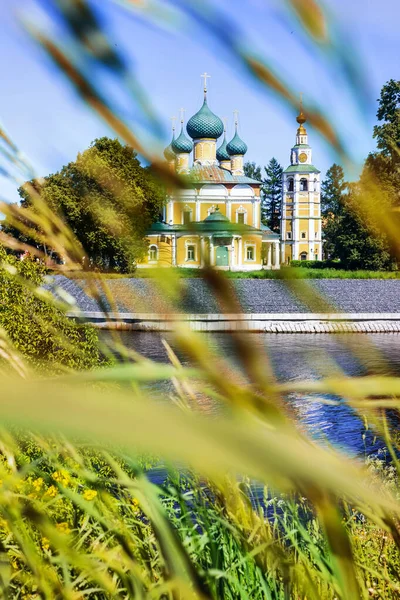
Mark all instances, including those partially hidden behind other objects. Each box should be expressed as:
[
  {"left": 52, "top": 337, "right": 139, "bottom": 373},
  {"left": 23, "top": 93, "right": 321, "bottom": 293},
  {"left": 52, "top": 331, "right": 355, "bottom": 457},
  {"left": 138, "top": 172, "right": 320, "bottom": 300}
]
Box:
[
  {"left": 63, "top": 267, "right": 400, "bottom": 280},
  {"left": 2, "top": 435, "right": 400, "bottom": 599}
]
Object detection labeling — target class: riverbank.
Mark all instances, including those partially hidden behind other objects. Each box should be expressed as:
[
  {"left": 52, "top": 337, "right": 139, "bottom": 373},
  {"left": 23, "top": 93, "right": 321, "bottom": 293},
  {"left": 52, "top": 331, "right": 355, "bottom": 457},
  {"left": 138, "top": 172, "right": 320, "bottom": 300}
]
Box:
[
  {"left": 71, "top": 311, "right": 400, "bottom": 333},
  {"left": 63, "top": 267, "right": 400, "bottom": 280},
  {"left": 50, "top": 276, "right": 400, "bottom": 314}
]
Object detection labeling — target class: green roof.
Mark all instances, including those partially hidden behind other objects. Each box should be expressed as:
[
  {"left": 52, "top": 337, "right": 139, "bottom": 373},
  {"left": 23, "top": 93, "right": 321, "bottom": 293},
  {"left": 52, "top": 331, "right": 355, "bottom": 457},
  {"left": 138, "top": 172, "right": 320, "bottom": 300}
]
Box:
[
  {"left": 284, "top": 164, "right": 320, "bottom": 174},
  {"left": 293, "top": 144, "right": 311, "bottom": 149},
  {"left": 148, "top": 218, "right": 263, "bottom": 236},
  {"left": 216, "top": 134, "right": 230, "bottom": 161},
  {"left": 187, "top": 98, "right": 224, "bottom": 140},
  {"left": 203, "top": 208, "right": 229, "bottom": 222},
  {"left": 226, "top": 127, "right": 248, "bottom": 156},
  {"left": 172, "top": 126, "right": 193, "bottom": 153}
]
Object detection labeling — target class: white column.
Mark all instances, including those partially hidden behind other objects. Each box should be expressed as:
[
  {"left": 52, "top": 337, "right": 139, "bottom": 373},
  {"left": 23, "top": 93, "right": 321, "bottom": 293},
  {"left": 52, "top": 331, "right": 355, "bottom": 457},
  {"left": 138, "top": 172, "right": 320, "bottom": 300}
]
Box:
[
  {"left": 238, "top": 236, "right": 242, "bottom": 267},
  {"left": 267, "top": 244, "right": 272, "bottom": 269},
  {"left": 227, "top": 200, "right": 232, "bottom": 221},
  {"left": 172, "top": 234, "right": 177, "bottom": 266},
  {"left": 196, "top": 199, "right": 200, "bottom": 221},
  {"left": 253, "top": 200, "right": 257, "bottom": 228},
  {"left": 168, "top": 200, "right": 174, "bottom": 224},
  {"left": 228, "top": 245, "right": 233, "bottom": 270},
  {"left": 200, "top": 236, "right": 205, "bottom": 267},
  {"left": 209, "top": 236, "right": 214, "bottom": 266},
  {"left": 274, "top": 242, "right": 280, "bottom": 268}
]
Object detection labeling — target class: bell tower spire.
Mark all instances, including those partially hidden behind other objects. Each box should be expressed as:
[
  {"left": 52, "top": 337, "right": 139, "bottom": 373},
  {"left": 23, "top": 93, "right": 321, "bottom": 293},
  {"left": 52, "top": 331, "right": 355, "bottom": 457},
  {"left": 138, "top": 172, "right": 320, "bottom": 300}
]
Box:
[
  {"left": 296, "top": 93, "right": 308, "bottom": 145},
  {"left": 280, "top": 93, "right": 322, "bottom": 264}
]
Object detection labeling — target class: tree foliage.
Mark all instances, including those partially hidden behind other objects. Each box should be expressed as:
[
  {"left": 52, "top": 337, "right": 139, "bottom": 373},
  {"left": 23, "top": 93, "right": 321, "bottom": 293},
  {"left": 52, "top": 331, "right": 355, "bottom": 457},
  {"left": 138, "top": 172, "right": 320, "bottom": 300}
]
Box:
[
  {"left": 321, "top": 163, "right": 347, "bottom": 258},
  {"left": 373, "top": 79, "right": 400, "bottom": 159},
  {"left": 321, "top": 80, "right": 400, "bottom": 270},
  {"left": 244, "top": 158, "right": 283, "bottom": 231},
  {"left": 263, "top": 158, "right": 283, "bottom": 232},
  {"left": 13, "top": 138, "right": 166, "bottom": 272},
  {"left": 243, "top": 161, "right": 262, "bottom": 182},
  {"left": 0, "top": 247, "right": 103, "bottom": 370}
]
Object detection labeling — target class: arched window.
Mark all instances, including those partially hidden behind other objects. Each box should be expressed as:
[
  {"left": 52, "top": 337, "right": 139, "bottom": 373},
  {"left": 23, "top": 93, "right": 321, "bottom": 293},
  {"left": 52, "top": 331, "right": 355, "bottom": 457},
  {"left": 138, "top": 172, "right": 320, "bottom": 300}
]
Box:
[
  {"left": 186, "top": 245, "right": 196, "bottom": 261},
  {"left": 300, "top": 178, "right": 308, "bottom": 192},
  {"left": 149, "top": 245, "right": 158, "bottom": 262},
  {"left": 287, "top": 178, "right": 294, "bottom": 192},
  {"left": 183, "top": 210, "right": 191, "bottom": 225},
  {"left": 236, "top": 206, "right": 247, "bottom": 224},
  {"left": 246, "top": 245, "right": 255, "bottom": 261},
  {"left": 300, "top": 252, "right": 308, "bottom": 261}
]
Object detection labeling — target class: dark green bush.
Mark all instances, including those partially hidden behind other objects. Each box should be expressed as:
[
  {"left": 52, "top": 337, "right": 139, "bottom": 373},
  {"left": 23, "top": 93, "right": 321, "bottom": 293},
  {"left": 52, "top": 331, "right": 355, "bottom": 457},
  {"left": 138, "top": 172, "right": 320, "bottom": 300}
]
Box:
[
  {"left": 290, "top": 259, "right": 341, "bottom": 269},
  {"left": 0, "top": 248, "right": 104, "bottom": 370}
]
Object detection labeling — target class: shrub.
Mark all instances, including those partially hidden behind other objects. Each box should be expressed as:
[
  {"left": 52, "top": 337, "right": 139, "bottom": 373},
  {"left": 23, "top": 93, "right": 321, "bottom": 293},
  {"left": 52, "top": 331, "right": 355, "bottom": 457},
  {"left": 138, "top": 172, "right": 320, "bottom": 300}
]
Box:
[{"left": 0, "top": 248, "right": 104, "bottom": 370}]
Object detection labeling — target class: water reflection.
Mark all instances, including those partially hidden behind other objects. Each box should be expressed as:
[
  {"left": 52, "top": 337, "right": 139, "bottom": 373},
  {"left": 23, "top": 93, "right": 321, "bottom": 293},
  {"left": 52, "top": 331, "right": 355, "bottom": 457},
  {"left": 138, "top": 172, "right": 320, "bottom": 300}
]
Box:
[{"left": 106, "top": 332, "right": 400, "bottom": 457}]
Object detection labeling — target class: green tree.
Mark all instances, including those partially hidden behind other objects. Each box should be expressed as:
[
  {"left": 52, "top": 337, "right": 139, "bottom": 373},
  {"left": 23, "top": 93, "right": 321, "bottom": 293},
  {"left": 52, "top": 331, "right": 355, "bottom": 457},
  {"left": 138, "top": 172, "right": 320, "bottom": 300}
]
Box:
[
  {"left": 243, "top": 161, "right": 262, "bottom": 181},
  {"left": 373, "top": 79, "right": 400, "bottom": 159},
  {"left": 12, "top": 138, "right": 166, "bottom": 272},
  {"left": 244, "top": 159, "right": 283, "bottom": 231},
  {"left": 263, "top": 158, "right": 283, "bottom": 232},
  {"left": 334, "top": 183, "right": 393, "bottom": 270},
  {"left": 321, "top": 164, "right": 347, "bottom": 258},
  {"left": 365, "top": 79, "right": 400, "bottom": 207},
  {"left": 0, "top": 247, "right": 103, "bottom": 369}
]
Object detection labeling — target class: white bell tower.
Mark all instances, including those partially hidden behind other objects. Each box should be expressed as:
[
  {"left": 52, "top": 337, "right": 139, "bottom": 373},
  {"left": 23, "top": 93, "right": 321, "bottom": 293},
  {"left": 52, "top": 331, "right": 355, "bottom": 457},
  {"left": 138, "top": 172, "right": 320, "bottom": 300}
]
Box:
[{"left": 280, "top": 100, "right": 322, "bottom": 264}]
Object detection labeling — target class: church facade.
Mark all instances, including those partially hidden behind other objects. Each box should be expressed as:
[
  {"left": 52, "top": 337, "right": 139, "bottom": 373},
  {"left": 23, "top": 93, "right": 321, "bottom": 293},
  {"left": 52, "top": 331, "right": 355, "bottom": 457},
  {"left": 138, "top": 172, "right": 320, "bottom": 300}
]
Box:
[{"left": 138, "top": 80, "right": 321, "bottom": 270}]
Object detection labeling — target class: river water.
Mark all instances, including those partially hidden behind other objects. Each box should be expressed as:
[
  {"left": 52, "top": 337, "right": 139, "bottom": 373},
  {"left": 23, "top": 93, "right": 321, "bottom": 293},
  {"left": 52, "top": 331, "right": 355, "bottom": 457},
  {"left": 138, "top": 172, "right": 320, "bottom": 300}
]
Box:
[{"left": 110, "top": 332, "right": 400, "bottom": 458}]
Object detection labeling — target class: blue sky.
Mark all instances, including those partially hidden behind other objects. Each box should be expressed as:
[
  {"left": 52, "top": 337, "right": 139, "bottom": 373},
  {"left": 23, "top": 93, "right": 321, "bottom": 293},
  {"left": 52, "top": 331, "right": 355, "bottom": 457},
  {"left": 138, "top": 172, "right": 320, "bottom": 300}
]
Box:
[{"left": 0, "top": 0, "right": 398, "bottom": 202}]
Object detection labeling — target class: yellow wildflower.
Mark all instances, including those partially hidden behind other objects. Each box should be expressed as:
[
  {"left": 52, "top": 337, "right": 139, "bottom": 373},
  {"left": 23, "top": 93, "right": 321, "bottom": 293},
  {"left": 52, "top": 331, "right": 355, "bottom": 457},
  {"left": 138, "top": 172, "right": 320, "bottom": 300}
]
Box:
[
  {"left": 52, "top": 470, "right": 70, "bottom": 487},
  {"left": 32, "top": 478, "right": 43, "bottom": 491},
  {"left": 45, "top": 486, "right": 57, "bottom": 498},
  {"left": 131, "top": 498, "right": 140, "bottom": 509},
  {"left": 56, "top": 522, "right": 71, "bottom": 535},
  {"left": 41, "top": 537, "right": 50, "bottom": 551},
  {"left": 83, "top": 489, "right": 97, "bottom": 501}
]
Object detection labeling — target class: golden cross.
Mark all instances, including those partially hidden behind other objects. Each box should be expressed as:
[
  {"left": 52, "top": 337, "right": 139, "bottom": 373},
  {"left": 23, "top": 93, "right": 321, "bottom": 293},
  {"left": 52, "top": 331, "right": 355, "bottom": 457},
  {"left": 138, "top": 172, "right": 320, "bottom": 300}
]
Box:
[
  {"left": 201, "top": 72, "right": 211, "bottom": 92},
  {"left": 170, "top": 115, "right": 177, "bottom": 132},
  {"left": 299, "top": 92, "right": 303, "bottom": 111},
  {"left": 179, "top": 107, "right": 186, "bottom": 123}
]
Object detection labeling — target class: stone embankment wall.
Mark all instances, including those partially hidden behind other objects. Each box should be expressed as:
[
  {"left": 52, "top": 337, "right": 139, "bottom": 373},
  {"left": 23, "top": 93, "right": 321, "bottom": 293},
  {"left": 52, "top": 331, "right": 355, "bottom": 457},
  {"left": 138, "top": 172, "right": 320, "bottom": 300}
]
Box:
[
  {"left": 68, "top": 312, "right": 400, "bottom": 333},
  {"left": 48, "top": 277, "right": 400, "bottom": 333}
]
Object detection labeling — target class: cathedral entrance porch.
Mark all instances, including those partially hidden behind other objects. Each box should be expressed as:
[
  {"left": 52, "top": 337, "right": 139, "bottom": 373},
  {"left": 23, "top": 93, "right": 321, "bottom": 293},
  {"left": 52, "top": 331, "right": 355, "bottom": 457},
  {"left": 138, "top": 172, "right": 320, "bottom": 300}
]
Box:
[{"left": 216, "top": 246, "right": 229, "bottom": 267}]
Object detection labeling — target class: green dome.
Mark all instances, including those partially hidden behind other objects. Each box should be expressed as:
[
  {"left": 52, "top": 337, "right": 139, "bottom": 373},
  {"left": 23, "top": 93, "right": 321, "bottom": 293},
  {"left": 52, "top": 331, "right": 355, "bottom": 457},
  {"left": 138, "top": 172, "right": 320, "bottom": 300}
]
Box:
[
  {"left": 164, "top": 133, "right": 176, "bottom": 161},
  {"left": 216, "top": 134, "right": 230, "bottom": 162},
  {"left": 172, "top": 126, "right": 193, "bottom": 153},
  {"left": 227, "top": 127, "right": 248, "bottom": 156},
  {"left": 203, "top": 207, "right": 229, "bottom": 222},
  {"left": 187, "top": 99, "right": 224, "bottom": 140}
]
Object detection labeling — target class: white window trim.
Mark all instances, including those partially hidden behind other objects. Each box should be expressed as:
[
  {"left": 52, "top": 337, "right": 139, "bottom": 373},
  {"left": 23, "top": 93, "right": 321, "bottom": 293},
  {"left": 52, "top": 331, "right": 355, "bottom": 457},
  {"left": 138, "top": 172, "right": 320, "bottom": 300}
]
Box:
[
  {"left": 182, "top": 205, "right": 193, "bottom": 225},
  {"left": 236, "top": 206, "right": 248, "bottom": 224},
  {"left": 300, "top": 178, "right": 308, "bottom": 192},
  {"left": 185, "top": 239, "right": 197, "bottom": 262},
  {"left": 148, "top": 244, "right": 158, "bottom": 263},
  {"left": 287, "top": 178, "right": 294, "bottom": 192},
  {"left": 244, "top": 243, "right": 256, "bottom": 262},
  {"left": 286, "top": 232, "right": 292, "bottom": 240}
]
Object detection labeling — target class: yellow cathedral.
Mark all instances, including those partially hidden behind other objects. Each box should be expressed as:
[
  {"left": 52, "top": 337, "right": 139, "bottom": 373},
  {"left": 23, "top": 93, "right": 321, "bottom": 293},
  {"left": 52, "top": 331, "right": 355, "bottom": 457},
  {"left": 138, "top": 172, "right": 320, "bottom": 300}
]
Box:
[{"left": 138, "top": 76, "right": 321, "bottom": 270}]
